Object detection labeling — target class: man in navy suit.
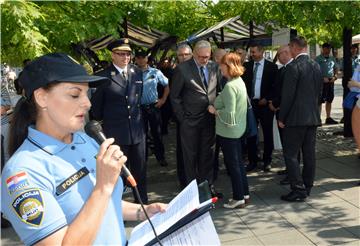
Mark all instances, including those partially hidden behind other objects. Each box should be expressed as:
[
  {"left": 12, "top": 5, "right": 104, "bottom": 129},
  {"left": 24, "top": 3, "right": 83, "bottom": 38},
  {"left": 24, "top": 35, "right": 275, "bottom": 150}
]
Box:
[
  {"left": 242, "top": 44, "right": 278, "bottom": 172},
  {"left": 90, "top": 39, "right": 148, "bottom": 204},
  {"left": 171, "top": 40, "right": 222, "bottom": 197}
]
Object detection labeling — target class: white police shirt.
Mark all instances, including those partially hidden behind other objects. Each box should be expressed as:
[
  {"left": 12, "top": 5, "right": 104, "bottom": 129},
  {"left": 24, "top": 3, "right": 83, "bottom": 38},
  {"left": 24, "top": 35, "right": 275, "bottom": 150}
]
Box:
[{"left": 1, "top": 126, "right": 126, "bottom": 245}]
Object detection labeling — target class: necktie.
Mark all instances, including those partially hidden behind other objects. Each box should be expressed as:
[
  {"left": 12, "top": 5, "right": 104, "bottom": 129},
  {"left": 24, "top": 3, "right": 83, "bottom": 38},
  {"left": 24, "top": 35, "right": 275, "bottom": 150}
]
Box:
[
  {"left": 122, "top": 71, "right": 127, "bottom": 81},
  {"left": 200, "top": 66, "right": 208, "bottom": 88},
  {"left": 251, "top": 62, "right": 260, "bottom": 98}
]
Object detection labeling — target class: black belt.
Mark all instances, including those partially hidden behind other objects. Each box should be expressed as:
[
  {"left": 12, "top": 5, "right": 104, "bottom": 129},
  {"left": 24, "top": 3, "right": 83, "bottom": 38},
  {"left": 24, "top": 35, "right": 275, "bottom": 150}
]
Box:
[{"left": 141, "top": 102, "right": 157, "bottom": 109}]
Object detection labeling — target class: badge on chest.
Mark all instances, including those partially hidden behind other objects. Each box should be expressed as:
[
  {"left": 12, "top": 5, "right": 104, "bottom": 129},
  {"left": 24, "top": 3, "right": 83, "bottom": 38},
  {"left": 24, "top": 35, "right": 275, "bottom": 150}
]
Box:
[{"left": 56, "top": 167, "right": 90, "bottom": 195}]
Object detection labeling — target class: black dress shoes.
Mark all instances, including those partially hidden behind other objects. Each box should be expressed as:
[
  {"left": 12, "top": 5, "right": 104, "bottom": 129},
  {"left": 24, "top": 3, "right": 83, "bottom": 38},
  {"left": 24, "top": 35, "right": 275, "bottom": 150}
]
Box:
[
  {"left": 279, "top": 176, "right": 290, "bottom": 185},
  {"left": 158, "top": 159, "right": 168, "bottom": 167},
  {"left": 209, "top": 185, "right": 223, "bottom": 199},
  {"left": 277, "top": 169, "right": 287, "bottom": 175},
  {"left": 263, "top": 164, "right": 271, "bottom": 172},
  {"left": 246, "top": 163, "right": 257, "bottom": 172},
  {"left": 281, "top": 191, "right": 307, "bottom": 202}
]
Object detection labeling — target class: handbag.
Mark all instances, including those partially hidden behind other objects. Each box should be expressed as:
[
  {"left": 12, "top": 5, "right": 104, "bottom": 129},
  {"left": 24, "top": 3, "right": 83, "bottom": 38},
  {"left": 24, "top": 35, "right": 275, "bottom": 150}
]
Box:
[{"left": 244, "top": 97, "right": 257, "bottom": 137}]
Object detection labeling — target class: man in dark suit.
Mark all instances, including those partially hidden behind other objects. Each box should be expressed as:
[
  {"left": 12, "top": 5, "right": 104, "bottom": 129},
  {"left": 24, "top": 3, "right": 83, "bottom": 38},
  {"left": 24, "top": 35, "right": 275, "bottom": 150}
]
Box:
[
  {"left": 171, "top": 40, "right": 222, "bottom": 196},
  {"left": 269, "top": 45, "right": 294, "bottom": 184},
  {"left": 90, "top": 38, "right": 148, "bottom": 204},
  {"left": 242, "top": 44, "right": 278, "bottom": 172},
  {"left": 278, "top": 36, "right": 322, "bottom": 202}
]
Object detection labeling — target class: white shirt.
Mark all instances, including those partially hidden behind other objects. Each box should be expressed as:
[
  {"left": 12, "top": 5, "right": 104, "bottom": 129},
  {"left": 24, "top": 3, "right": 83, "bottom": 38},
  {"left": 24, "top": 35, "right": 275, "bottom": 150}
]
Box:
[
  {"left": 113, "top": 64, "right": 127, "bottom": 77},
  {"left": 253, "top": 58, "right": 265, "bottom": 99}
]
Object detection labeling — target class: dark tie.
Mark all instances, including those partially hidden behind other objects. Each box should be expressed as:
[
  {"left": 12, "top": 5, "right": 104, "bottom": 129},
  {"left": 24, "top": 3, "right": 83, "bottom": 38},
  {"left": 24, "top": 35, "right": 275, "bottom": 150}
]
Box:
[
  {"left": 200, "top": 66, "right": 208, "bottom": 88},
  {"left": 122, "top": 71, "right": 127, "bottom": 81},
  {"left": 251, "top": 62, "right": 260, "bottom": 98}
]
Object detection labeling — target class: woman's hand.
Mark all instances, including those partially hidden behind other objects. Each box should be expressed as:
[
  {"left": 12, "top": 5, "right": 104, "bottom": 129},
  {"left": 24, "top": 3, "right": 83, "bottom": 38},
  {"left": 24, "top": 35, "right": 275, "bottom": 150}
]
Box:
[
  {"left": 208, "top": 105, "right": 217, "bottom": 115},
  {"left": 348, "top": 79, "right": 360, "bottom": 89},
  {"left": 95, "top": 138, "right": 127, "bottom": 195},
  {"left": 142, "top": 203, "right": 167, "bottom": 220}
]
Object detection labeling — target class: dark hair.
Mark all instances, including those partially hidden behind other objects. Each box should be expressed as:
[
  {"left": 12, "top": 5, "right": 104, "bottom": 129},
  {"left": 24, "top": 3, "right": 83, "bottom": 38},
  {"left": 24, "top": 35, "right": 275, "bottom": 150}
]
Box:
[
  {"left": 8, "top": 84, "right": 56, "bottom": 155},
  {"left": 322, "top": 43, "right": 331, "bottom": 49},
  {"left": 23, "top": 59, "right": 31, "bottom": 66},
  {"left": 220, "top": 52, "right": 245, "bottom": 78},
  {"left": 8, "top": 97, "right": 37, "bottom": 155},
  {"left": 249, "top": 43, "right": 264, "bottom": 52},
  {"left": 290, "top": 36, "right": 308, "bottom": 48}
]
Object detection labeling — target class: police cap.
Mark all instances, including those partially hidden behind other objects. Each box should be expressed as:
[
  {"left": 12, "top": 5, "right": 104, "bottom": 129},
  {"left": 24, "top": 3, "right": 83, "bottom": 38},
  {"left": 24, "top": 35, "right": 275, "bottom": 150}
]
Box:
[
  {"left": 134, "top": 49, "right": 149, "bottom": 58},
  {"left": 107, "top": 38, "right": 132, "bottom": 52},
  {"left": 19, "top": 53, "right": 110, "bottom": 98}
]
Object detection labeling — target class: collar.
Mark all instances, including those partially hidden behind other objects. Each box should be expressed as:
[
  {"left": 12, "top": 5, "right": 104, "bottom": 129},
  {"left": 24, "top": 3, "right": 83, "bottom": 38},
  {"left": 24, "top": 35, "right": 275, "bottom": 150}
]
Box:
[
  {"left": 284, "top": 58, "right": 294, "bottom": 67},
  {"left": 113, "top": 64, "right": 127, "bottom": 74},
  {"left": 193, "top": 58, "right": 207, "bottom": 70},
  {"left": 295, "top": 53, "right": 308, "bottom": 60},
  {"left": 27, "top": 126, "right": 86, "bottom": 155},
  {"left": 254, "top": 58, "right": 265, "bottom": 66}
]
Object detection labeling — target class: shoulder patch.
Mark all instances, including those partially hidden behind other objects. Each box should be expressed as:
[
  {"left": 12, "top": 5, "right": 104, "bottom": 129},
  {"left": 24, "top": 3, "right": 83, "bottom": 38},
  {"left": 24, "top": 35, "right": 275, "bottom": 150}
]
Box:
[
  {"left": 6, "top": 171, "right": 30, "bottom": 195},
  {"left": 12, "top": 189, "right": 44, "bottom": 226}
]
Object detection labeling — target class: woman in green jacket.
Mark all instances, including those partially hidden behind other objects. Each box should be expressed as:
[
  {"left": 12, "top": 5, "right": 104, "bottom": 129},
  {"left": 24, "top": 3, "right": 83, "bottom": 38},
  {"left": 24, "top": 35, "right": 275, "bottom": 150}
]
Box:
[{"left": 208, "top": 52, "right": 249, "bottom": 209}]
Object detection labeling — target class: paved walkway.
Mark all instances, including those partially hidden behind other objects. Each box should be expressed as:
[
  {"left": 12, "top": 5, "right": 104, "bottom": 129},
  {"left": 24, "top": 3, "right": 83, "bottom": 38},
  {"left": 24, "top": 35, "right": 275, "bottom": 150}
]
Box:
[{"left": 2, "top": 80, "right": 359, "bottom": 245}]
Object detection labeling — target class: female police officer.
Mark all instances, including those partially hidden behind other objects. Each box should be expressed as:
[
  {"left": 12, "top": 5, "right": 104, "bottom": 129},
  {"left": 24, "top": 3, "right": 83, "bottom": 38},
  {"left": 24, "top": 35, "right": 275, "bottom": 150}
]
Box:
[{"left": 1, "top": 53, "right": 166, "bottom": 245}]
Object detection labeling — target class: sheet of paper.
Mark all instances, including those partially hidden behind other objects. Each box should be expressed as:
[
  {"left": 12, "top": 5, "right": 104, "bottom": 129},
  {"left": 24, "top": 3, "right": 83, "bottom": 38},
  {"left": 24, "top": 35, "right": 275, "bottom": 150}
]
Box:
[
  {"left": 156, "top": 212, "right": 220, "bottom": 246},
  {"left": 128, "top": 180, "right": 200, "bottom": 246}
]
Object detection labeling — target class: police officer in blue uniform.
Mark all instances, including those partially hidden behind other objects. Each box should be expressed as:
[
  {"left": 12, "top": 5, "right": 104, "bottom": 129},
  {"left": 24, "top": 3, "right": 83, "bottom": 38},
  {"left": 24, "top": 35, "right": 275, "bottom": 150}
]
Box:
[
  {"left": 135, "top": 49, "right": 169, "bottom": 167},
  {"left": 90, "top": 39, "right": 148, "bottom": 204},
  {"left": 1, "top": 53, "right": 166, "bottom": 245}
]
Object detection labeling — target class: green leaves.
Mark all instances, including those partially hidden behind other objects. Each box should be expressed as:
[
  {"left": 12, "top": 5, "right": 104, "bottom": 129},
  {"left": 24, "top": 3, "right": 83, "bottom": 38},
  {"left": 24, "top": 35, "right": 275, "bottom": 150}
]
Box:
[{"left": 1, "top": 0, "right": 359, "bottom": 65}]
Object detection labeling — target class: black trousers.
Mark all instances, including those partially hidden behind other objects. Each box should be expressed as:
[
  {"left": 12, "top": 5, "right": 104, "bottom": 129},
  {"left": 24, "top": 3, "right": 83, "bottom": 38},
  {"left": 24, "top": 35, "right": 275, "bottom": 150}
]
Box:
[
  {"left": 247, "top": 101, "right": 274, "bottom": 165},
  {"left": 282, "top": 126, "right": 317, "bottom": 191},
  {"left": 180, "top": 114, "right": 215, "bottom": 185},
  {"left": 120, "top": 139, "right": 148, "bottom": 204},
  {"left": 176, "top": 121, "right": 186, "bottom": 188},
  {"left": 142, "top": 104, "right": 165, "bottom": 161}
]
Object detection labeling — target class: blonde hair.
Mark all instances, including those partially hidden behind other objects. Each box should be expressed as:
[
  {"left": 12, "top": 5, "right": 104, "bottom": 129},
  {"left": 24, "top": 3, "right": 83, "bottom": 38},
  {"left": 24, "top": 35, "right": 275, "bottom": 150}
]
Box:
[{"left": 220, "top": 52, "right": 244, "bottom": 78}]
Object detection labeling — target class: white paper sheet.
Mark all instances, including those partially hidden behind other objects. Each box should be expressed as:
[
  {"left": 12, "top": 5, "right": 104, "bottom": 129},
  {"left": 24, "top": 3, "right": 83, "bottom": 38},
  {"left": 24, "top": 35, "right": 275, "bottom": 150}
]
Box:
[
  {"left": 128, "top": 180, "right": 200, "bottom": 246},
  {"left": 155, "top": 212, "right": 220, "bottom": 246}
]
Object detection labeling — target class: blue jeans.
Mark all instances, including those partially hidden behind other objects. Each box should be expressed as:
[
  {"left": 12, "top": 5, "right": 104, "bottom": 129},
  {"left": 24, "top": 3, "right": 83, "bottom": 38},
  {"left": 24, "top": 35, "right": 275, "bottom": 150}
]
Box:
[{"left": 218, "top": 135, "right": 249, "bottom": 200}]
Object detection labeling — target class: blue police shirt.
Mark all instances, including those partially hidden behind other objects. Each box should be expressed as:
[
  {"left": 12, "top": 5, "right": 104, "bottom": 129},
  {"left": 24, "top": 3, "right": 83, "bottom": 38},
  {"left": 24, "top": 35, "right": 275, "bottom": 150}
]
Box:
[
  {"left": 140, "top": 66, "right": 168, "bottom": 105},
  {"left": 1, "top": 126, "right": 126, "bottom": 245}
]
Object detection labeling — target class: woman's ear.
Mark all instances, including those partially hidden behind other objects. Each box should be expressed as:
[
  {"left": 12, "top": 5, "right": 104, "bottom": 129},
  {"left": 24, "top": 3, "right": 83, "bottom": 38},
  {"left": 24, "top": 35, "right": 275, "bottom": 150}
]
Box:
[{"left": 33, "top": 88, "right": 48, "bottom": 109}]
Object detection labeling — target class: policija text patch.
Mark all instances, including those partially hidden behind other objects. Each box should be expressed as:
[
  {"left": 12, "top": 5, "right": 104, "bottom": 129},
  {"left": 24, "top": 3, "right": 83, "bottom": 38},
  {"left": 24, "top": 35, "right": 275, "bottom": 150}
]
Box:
[
  {"left": 56, "top": 167, "right": 89, "bottom": 195},
  {"left": 12, "top": 189, "right": 44, "bottom": 226}
]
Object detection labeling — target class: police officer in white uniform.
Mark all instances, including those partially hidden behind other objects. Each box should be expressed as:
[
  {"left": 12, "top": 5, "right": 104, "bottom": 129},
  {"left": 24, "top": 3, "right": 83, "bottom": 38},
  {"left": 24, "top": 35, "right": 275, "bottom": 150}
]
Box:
[{"left": 1, "top": 53, "right": 166, "bottom": 245}]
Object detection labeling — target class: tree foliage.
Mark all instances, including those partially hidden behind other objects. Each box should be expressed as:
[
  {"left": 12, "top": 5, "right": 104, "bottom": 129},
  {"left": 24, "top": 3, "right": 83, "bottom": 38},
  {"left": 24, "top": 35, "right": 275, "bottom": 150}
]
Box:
[{"left": 1, "top": 0, "right": 359, "bottom": 66}]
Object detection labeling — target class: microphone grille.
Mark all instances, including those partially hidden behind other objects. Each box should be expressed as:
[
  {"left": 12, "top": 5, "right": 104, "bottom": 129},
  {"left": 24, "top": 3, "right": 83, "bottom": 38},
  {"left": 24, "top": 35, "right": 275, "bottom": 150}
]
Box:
[{"left": 84, "top": 120, "right": 103, "bottom": 136}]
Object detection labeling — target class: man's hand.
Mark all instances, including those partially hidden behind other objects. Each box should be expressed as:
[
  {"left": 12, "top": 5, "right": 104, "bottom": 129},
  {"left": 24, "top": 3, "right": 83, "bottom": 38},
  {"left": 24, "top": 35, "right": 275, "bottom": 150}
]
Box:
[
  {"left": 268, "top": 101, "right": 278, "bottom": 112},
  {"left": 329, "top": 76, "right": 337, "bottom": 83},
  {"left": 323, "top": 77, "right": 330, "bottom": 83},
  {"left": 155, "top": 98, "right": 166, "bottom": 108},
  {"left": 278, "top": 120, "right": 285, "bottom": 128},
  {"left": 258, "top": 98, "right": 267, "bottom": 106}
]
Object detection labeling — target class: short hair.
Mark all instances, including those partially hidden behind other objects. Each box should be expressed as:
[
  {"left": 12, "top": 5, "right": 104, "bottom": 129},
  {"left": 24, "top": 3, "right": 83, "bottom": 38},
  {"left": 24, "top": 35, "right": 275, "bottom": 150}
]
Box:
[
  {"left": 220, "top": 52, "right": 245, "bottom": 78},
  {"left": 290, "top": 36, "right": 308, "bottom": 48},
  {"left": 249, "top": 43, "right": 264, "bottom": 53},
  {"left": 176, "top": 43, "right": 192, "bottom": 54},
  {"left": 322, "top": 43, "right": 331, "bottom": 49},
  {"left": 194, "top": 40, "right": 211, "bottom": 51}
]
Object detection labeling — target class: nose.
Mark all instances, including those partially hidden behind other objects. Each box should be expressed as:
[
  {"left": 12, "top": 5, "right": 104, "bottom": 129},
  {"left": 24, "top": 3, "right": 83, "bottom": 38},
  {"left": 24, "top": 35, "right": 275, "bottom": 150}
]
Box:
[{"left": 82, "top": 96, "right": 91, "bottom": 110}]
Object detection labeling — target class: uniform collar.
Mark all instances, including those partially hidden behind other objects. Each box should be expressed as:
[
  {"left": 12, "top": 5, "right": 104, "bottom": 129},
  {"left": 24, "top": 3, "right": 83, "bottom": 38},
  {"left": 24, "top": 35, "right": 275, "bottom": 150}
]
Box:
[{"left": 27, "top": 126, "right": 86, "bottom": 155}]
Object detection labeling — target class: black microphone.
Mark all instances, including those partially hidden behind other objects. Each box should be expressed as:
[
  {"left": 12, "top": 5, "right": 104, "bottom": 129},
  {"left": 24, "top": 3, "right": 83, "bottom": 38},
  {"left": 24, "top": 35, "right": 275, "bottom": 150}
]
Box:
[{"left": 84, "top": 120, "right": 137, "bottom": 187}]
